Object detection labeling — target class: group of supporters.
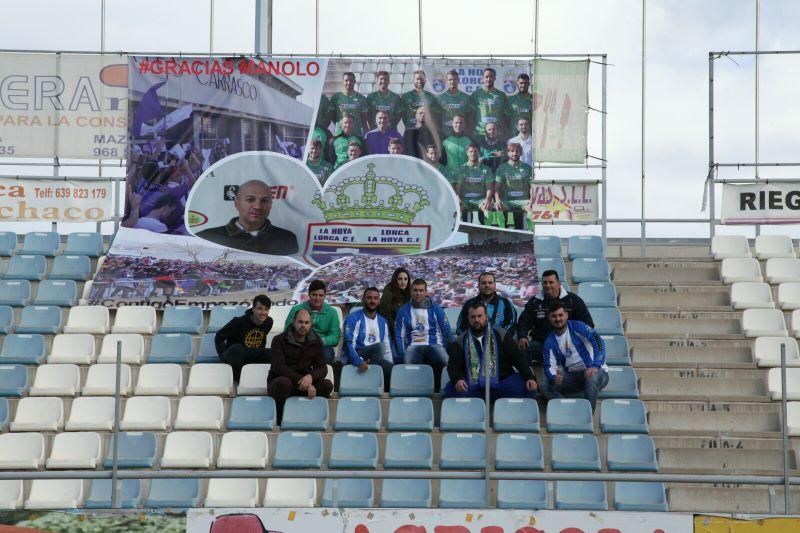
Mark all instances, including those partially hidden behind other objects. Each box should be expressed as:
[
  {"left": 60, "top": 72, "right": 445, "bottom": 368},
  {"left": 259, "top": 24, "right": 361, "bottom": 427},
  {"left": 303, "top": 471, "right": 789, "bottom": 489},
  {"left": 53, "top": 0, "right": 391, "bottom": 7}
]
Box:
[
  {"left": 306, "top": 67, "right": 536, "bottom": 230},
  {"left": 214, "top": 269, "right": 608, "bottom": 422}
]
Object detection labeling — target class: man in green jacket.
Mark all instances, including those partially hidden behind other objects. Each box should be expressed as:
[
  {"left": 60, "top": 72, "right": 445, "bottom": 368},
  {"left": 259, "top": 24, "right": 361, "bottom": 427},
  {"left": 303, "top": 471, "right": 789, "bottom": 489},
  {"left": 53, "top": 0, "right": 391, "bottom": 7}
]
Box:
[{"left": 285, "top": 279, "right": 341, "bottom": 364}]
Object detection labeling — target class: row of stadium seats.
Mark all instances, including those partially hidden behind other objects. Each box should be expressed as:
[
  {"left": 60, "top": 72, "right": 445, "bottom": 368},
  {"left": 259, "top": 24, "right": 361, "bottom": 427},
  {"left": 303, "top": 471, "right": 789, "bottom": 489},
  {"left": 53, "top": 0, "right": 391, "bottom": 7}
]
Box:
[
  {"left": 0, "top": 231, "right": 104, "bottom": 257},
  {"left": 720, "top": 257, "right": 800, "bottom": 284},
  {"left": 0, "top": 280, "right": 80, "bottom": 307},
  {"left": 0, "top": 477, "right": 668, "bottom": 511},
  {"left": 0, "top": 255, "right": 93, "bottom": 281},
  {"left": 712, "top": 234, "right": 798, "bottom": 259}
]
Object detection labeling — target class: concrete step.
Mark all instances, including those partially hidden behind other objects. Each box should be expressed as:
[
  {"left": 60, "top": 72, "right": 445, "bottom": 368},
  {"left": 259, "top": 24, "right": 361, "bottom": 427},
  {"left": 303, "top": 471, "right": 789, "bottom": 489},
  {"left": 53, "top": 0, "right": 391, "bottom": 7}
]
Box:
[
  {"left": 658, "top": 447, "right": 796, "bottom": 475},
  {"left": 667, "top": 484, "right": 800, "bottom": 514},
  {"left": 630, "top": 338, "right": 754, "bottom": 368},
  {"left": 612, "top": 261, "right": 721, "bottom": 285},
  {"left": 638, "top": 368, "right": 768, "bottom": 402},
  {"left": 618, "top": 285, "right": 731, "bottom": 311},
  {"left": 646, "top": 401, "right": 782, "bottom": 437},
  {"left": 623, "top": 310, "right": 742, "bottom": 338}
]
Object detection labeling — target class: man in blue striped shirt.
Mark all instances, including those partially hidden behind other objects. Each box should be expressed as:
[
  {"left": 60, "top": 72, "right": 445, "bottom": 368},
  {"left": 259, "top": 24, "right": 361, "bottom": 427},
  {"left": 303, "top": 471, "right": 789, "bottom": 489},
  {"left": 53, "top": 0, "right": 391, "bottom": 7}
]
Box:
[{"left": 341, "top": 287, "right": 394, "bottom": 389}]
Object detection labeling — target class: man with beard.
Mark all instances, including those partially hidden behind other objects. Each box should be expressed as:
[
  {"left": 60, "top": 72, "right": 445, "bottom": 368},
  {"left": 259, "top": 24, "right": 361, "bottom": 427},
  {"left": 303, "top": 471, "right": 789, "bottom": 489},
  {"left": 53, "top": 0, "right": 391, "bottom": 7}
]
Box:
[
  {"left": 306, "top": 139, "right": 333, "bottom": 184},
  {"left": 329, "top": 72, "right": 370, "bottom": 137},
  {"left": 494, "top": 142, "right": 534, "bottom": 229},
  {"left": 471, "top": 67, "right": 507, "bottom": 138},
  {"left": 400, "top": 70, "right": 442, "bottom": 130},
  {"left": 326, "top": 114, "right": 367, "bottom": 168},
  {"left": 367, "top": 70, "right": 402, "bottom": 129},
  {"left": 438, "top": 69, "right": 472, "bottom": 136},
  {"left": 455, "top": 271, "right": 517, "bottom": 334},
  {"left": 341, "top": 287, "right": 395, "bottom": 389}
]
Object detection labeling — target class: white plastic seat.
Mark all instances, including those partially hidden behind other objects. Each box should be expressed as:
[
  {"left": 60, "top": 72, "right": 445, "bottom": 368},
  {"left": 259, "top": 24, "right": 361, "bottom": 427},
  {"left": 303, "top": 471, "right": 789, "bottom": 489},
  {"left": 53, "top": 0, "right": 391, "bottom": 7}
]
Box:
[
  {"left": 0, "top": 433, "right": 45, "bottom": 469},
  {"left": 205, "top": 478, "right": 259, "bottom": 508},
  {"left": 755, "top": 235, "right": 796, "bottom": 259},
  {"left": 787, "top": 402, "right": 800, "bottom": 436},
  {"left": 46, "top": 432, "right": 103, "bottom": 469},
  {"left": 721, "top": 258, "right": 762, "bottom": 284},
  {"left": 768, "top": 367, "right": 800, "bottom": 400},
  {"left": 29, "top": 364, "right": 81, "bottom": 396},
  {"left": 794, "top": 310, "right": 800, "bottom": 337},
  {"left": 712, "top": 235, "right": 751, "bottom": 259},
  {"left": 25, "top": 480, "right": 84, "bottom": 509},
  {"left": 778, "top": 283, "right": 800, "bottom": 310},
  {"left": 730, "top": 282, "right": 774, "bottom": 309},
  {"left": 48, "top": 334, "right": 95, "bottom": 364},
  {"left": 264, "top": 479, "right": 317, "bottom": 507},
  {"left": 66, "top": 397, "right": 116, "bottom": 431},
  {"left": 112, "top": 306, "right": 156, "bottom": 334},
  {"left": 161, "top": 431, "right": 214, "bottom": 468},
  {"left": 83, "top": 364, "right": 132, "bottom": 396},
  {"left": 765, "top": 258, "right": 800, "bottom": 284},
  {"left": 97, "top": 334, "right": 145, "bottom": 364},
  {"left": 0, "top": 480, "right": 24, "bottom": 509},
  {"left": 174, "top": 396, "right": 225, "bottom": 430},
  {"left": 238, "top": 364, "right": 269, "bottom": 395},
  {"left": 10, "top": 397, "right": 63, "bottom": 432},
  {"left": 63, "top": 305, "right": 109, "bottom": 334},
  {"left": 742, "top": 309, "right": 787, "bottom": 337},
  {"left": 217, "top": 431, "right": 269, "bottom": 468},
  {"left": 186, "top": 363, "right": 233, "bottom": 395},
  {"left": 120, "top": 396, "right": 172, "bottom": 430},
  {"left": 754, "top": 337, "right": 800, "bottom": 367},
  {"left": 134, "top": 363, "right": 184, "bottom": 396}
]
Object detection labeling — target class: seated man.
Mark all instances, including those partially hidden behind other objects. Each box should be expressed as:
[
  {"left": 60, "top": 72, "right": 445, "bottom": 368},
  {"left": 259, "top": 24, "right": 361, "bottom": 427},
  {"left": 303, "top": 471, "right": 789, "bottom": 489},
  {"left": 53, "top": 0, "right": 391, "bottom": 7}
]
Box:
[
  {"left": 214, "top": 294, "right": 273, "bottom": 381},
  {"left": 268, "top": 308, "right": 333, "bottom": 422},
  {"left": 455, "top": 271, "right": 517, "bottom": 335},
  {"left": 444, "top": 301, "right": 537, "bottom": 399},
  {"left": 286, "top": 279, "right": 341, "bottom": 364},
  {"left": 341, "top": 287, "right": 394, "bottom": 389},
  {"left": 541, "top": 300, "right": 608, "bottom": 410}
]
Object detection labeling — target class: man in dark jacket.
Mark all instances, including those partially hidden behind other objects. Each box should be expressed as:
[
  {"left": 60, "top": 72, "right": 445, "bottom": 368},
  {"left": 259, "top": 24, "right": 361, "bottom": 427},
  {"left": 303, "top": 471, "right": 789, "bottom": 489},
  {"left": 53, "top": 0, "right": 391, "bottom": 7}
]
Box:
[
  {"left": 267, "top": 308, "right": 333, "bottom": 422},
  {"left": 455, "top": 271, "right": 517, "bottom": 335},
  {"left": 214, "top": 295, "right": 273, "bottom": 381},
  {"left": 443, "top": 301, "right": 537, "bottom": 399},
  {"left": 516, "top": 269, "right": 594, "bottom": 367}
]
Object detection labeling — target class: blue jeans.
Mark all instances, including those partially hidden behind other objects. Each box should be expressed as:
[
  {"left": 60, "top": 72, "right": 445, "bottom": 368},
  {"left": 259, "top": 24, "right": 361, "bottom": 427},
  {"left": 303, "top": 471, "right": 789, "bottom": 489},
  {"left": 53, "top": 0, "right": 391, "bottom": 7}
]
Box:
[
  {"left": 404, "top": 344, "right": 448, "bottom": 392},
  {"left": 442, "top": 372, "right": 536, "bottom": 400},
  {"left": 539, "top": 368, "right": 609, "bottom": 410},
  {"left": 322, "top": 346, "right": 335, "bottom": 365}
]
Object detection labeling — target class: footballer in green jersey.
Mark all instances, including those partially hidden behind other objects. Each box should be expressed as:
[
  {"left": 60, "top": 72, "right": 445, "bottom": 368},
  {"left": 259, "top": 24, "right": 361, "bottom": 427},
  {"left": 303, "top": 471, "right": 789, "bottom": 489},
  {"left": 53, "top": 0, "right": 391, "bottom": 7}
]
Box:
[
  {"left": 367, "top": 71, "right": 402, "bottom": 129},
  {"left": 306, "top": 139, "right": 334, "bottom": 185},
  {"left": 456, "top": 143, "right": 494, "bottom": 222},
  {"left": 442, "top": 115, "right": 474, "bottom": 172},
  {"left": 422, "top": 144, "right": 453, "bottom": 184},
  {"left": 330, "top": 72, "right": 370, "bottom": 136},
  {"left": 494, "top": 142, "right": 533, "bottom": 229},
  {"left": 400, "top": 70, "right": 442, "bottom": 130},
  {"left": 438, "top": 70, "right": 472, "bottom": 136},
  {"left": 471, "top": 68, "right": 508, "bottom": 138},
  {"left": 334, "top": 140, "right": 363, "bottom": 170},
  {"left": 504, "top": 73, "right": 533, "bottom": 133}
]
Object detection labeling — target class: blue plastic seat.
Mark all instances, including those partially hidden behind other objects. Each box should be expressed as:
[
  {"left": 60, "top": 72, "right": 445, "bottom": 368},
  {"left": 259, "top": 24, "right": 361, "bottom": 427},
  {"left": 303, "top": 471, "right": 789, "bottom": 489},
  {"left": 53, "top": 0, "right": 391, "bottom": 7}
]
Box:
[
  {"left": 497, "top": 480, "right": 548, "bottom": 509},
  {"left": 21, "top": 232, "right": 60, "bottom": 256},
  {"left": 339, "top": 365, "right": 383, "bottom": 397},
  {"left": 329, "top": 432, "right": 378, "bottom": 468},
  {"left": 386, "top": 397, "right": 433, "bottom": 431},
  {"left": 578, "top": 282, "right": 617, "bottom": 308},
  {"left": 0, "top": 397, "right": 8, "bottom": 430},
  {"left": 160, "top": 306, "right": 203, "bottom": 334},
  {"left": 390, "top": 364, "right": 434, "bottom": 397},
  {"left": 4, "top": 255, "right": 46, "bottom": 281},
  {"left": 86, "top": 479, "right": 143, "bottom": 509},
  {"left": 148, "top": 333, "right": 193, "bottom": 364},
  {"left": 49, "top": 255, "right": 91, "bottom": 281},
  {"left": 32, "top": 280, "right": 77, "bottom": 307},
  {"left": 322, "top": 479, "right": 374, "bottom": 507},
  {"left": 334, "top": 397, "right": 381, "bottom": 431},
  {"left": 16, "top": 305, "right": 62, "bottom": 334},
  {"left": 383, "top": 432, "right": 433, "bottom": 469},
  {"left": 534, "top": 235, "right": 562, "bottom": 258},
  {"left": 493, "top": 398, "right": 540, "bottom": 432},
  {"left": 440, "top": 397, "right": 486, "bottom": 431},
  {"left": 607, "top": 434, "right": 658, "bottom": 471},
  {"left": 495, "top": 433, "right": 544, "bottom": 470},
  {"left": 568, "top": 235, "right": 605, "bottom": 260},
  {"left": 0, "top": 232, "right": 16, "bottom": 256},
  {"left": 145, "top": 478, "right": 201, "bottom": 508},
  {"left": 227, "top": 396, "right": 276, "bottom": 430},
  {"left": 380, "top": 479, "right": 432, "bottom": 508},
  {"left": 273, "top": 432, "right": 323, "bottom": 468},
  {"left": 439, "top": 479, "right": 486, "bottom": 508},
  {"left": 64, "top": 232, "right": 103, "bottom": 257},
  {"left": 590, "top": 307, "right": 623, "bottom": 335},
  {"left": 555, "top": 480, "right": 607, "bottom": 510},
  {"left": 207, "top": 306, "right": 246, "bottom": 333},
  {"left": 546, "top": 398, "right": 594, "bottom": 433},
  {"left": 196, "top": 333, "right": 220, "bottom": 363},
  {"left": 600, "top": 399, "right": 648, "bottom": 433},
  {"left": 551, "top": 434, "right": 601, "bottom": 471},
  {"left": 103, "top": 432, "right": 158, "bottom": 468},
  {"left": 0, "top": 364, "right": 29, "bottom": 397},
  {"left": 439, "top": 433, "right": 486, "bottom": 469},
  {"left": 571, "top": 258, "right": 611, "bottom": 283},
  {"left": 599, "top": 367, "right": 639, "bottom": 399},
  {"left": 0, "top": 306, "right": 12, "bottom": 334},
  {"left": 614, "top": 482, "right": 668, "bottom": 511},
  {"left": 0, "top": 280, "right": 31, "bottom": 306},
  {"left": 0, "top": 334, "right": 46, "bottom": 364},
  {"left": 536, "top": 257, "right": 566, "bottom": 281},
  {"left": 281, "top": 396, "right": 329, "bottom": 430},
  {"left": 602, "top": 335, "right": 631, "bottom": 366}
]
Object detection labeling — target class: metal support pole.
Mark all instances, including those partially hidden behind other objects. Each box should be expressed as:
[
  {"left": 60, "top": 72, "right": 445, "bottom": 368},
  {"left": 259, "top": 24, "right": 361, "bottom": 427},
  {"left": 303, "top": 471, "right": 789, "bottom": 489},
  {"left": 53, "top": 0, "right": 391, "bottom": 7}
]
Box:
[
  {"left": 417, "top": 0, "right": 423, "bottom": 56},
  {"left": 111, "top": 340, "right": 122, "bottom": 508},
  {"left": 754, "top": 0, "right": 761, "bottom": 237},
  {"left": 254, "top": 0, "right": 272, "bottom": 55},
  {"left": 782, "top": 342, "right": 790, "bottom": 514},
  {"left": 640, "top": 0, "right": 646, "bottom": 256},
  {"left": 209, "top": 0, "right": 215, "bottom": 54},
  {"left": 601, "top": 55, "right": 608, "bottom": 245},
  {"left": 315, "top": 0, "right": 320, "bottom": 55},
  {"left": 484, "top": 336, "right": 491, "bottom": 504},
  {"left": 708, "top": 53, "right": 716, "bottom": 239}
]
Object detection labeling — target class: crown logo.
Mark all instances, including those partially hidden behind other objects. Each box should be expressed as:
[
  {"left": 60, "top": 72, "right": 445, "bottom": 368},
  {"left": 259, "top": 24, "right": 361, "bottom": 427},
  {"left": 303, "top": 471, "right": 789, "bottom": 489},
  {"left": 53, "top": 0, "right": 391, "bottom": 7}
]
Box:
[{"left": 312, "top": 163, "right": 430, "bottom": 224}]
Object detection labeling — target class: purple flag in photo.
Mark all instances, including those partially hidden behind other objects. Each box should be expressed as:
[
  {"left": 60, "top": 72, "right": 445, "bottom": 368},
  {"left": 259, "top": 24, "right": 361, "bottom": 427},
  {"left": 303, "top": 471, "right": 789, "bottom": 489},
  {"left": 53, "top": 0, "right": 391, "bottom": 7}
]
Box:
[{"left": 132, "top": 81, "right": 166, "bottom": 137}]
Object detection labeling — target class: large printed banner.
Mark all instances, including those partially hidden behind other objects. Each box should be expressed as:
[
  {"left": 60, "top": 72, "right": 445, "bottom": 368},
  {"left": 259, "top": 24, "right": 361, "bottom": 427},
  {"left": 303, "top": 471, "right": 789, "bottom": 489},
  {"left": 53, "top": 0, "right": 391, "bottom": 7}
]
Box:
[
  {"left": 0, "top": 178, "right": 113, "bottom": 222},
  {"left": 530, "top": 182, "right": 599, "bottom": 222},
  {"left": 721, "top": 181, "right": 800, "bottom": 224},
  {"left": 0, "top": 53, "right": 128, "bottom": 158},
  {"left": 188, "top": 508, "right": 692, "bottom": 532}
]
